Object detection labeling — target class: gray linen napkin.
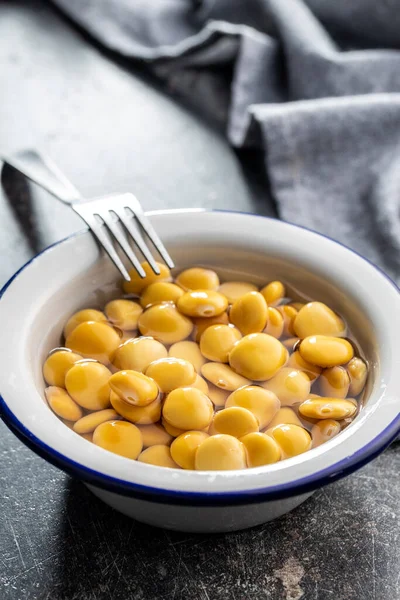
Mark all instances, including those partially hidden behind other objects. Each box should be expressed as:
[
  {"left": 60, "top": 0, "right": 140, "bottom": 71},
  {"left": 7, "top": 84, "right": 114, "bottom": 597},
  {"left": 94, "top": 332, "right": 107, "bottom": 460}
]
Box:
[{"left": 50, "top": 0, "right": 400, "bottom": 284}]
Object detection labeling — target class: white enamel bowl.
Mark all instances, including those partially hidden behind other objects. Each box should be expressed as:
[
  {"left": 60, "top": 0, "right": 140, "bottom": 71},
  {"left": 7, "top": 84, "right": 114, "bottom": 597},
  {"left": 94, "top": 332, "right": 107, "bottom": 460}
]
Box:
[{"left": 0, "top": 210, "right": 399, "bottom": 533}]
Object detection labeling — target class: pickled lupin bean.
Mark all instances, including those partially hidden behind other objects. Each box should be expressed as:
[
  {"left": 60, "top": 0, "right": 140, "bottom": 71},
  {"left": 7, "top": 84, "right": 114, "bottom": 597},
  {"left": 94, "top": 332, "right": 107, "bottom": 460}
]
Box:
[
  {"left": 263, "top": 307, "right": 284, "bottom": 339},
  {"left": 137, "top": 423, "right": 174, "bottom": 447},
  {"left": 347, "top": 357, "right": 368, "bottom": 397},
  {"left": 73, "top": 409, "right": 120, "bottom": 434},
  {"left": 319, "top": 366, "right": 350, "bottom": 398},
  {"left": 201, "top": 362, "right": 250, "bottom": 391},
  {"left": 176, "top": 267, "right": 220, "bottom": 291},
  {"left": 260, "top": 281, "right": 285, "bottom": 306},
  {"left": 63, "top": 309, "right": 107, "bottom": 339},
  {"left": 177, "top": 290, "right": 228, "bottom": 318},
  {"left": 240, "top": 432, "right": 281, "bottom": 467},
  {"left": 137, "top": 445, "right": 179, "bottom": 468},
  {"left": 43, "top": 349, "right": 83, "bottom": 388},
  {"left": 110, "top": 391, "right": 162, "bottom": 424},
  {"left": 229, "top": 291, "right": 268, "bottom": 335},
  {"left": 226, "top": 386, "right": 280, "bottom": 429},
  {"left": 93, "top": 420, "right": 143, "bottom": 459},
  {"left": 65, "top": 361, "right": 112, "bottom": 410},
  {"left": 299, "top": 336, "right": 354, "bottom": 367},
  {"left": 145, "top": 358, "right": 196, "bottom": 393},
  {"left": 170, "top": 431, "right": 209, "bottom": 469},
  {"left": 229, "top": 333, "right": 288, "bottom": 381},
  {"left": 287, "top": 350, "right": 322, "bottom": 381},
  {"left": 264, "top": 407, "right": 303, "bottom": 430},
  {"left": 294, "top": 302, "right": 346, "bottom": 339},
  {"left": 276, "top": 305, "right": 298, "bottom": 337},
  {"left": 140, "top": 282, "right": 184, "bottom": 308},
  {"left": 138, "top": 303, "right": 193, "bottom": 344},
  {"left": 105, "top": 299, "right": 143, "bottom": 331},
  {"left": 299, "top": 397, "right": 357, "bottom": 420},
  {"left": 261, "top": 368, "right": 310, "bottom": 407},
  {"left": 45, "top": 386, "right": 83, "bottom": 422},
  {"left": 218, "top": 281, "right": 258, "bottom": 303},
  {"left": 168, "top": 340, "right": 206, "bottom": 372},
  {"left": 163, "top": 387, "right": 214, "bottom": 431},
  {"left": 267, "top": 424, "right": 311, "bottom": 458},
  {"left": 65, "top": 321, "right": 121, "bottom": 365},
  {"left": 109, "top": 370, "right": 159, "bottom": 406},
  {"left": 113, "top": 336, "right": 168, "bottom": 372},
  {"left": 192, "top": 312, "right": 229, "bottom": 342},
  {"left": 195, "top": 434, "right": 247, "bottom": 470},
  {"left": 200, "top": 324, "right": 242, "bottom": 363},
  {"left": 311, "top": 419, "right": 341, "bottom": 447}
]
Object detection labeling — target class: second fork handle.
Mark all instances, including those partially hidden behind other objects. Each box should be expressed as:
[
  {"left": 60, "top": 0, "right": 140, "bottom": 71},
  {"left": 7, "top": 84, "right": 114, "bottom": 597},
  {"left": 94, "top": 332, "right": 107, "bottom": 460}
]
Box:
[{"left": 2, "top": 149, "right": 82, "bottom": 204}]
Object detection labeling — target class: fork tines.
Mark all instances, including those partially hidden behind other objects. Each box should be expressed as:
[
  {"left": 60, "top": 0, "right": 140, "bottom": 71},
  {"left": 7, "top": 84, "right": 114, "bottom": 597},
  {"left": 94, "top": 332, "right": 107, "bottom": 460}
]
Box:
[{"left": 72, "top": 193, "right": 174, "bottom": 281}]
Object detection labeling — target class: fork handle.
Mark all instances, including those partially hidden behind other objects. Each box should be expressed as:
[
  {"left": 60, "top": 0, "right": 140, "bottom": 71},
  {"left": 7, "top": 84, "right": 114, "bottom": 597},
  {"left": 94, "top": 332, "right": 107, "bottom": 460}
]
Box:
[{"left": 1, "top": 149, "right": 81, "bottom": 204}]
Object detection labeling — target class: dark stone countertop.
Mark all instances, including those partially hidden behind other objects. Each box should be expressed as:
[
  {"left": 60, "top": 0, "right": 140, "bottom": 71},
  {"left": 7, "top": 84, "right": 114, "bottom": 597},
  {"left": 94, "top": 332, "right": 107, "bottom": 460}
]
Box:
[{"left": 0, "top": 2, "right": 399, "bottom": 599}]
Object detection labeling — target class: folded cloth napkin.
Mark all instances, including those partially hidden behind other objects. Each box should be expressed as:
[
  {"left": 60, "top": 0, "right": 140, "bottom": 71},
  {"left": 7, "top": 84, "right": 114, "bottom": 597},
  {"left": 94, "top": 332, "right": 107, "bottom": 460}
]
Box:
[{"left": 51, "top": 0, "right": 400, "bottom": 284}]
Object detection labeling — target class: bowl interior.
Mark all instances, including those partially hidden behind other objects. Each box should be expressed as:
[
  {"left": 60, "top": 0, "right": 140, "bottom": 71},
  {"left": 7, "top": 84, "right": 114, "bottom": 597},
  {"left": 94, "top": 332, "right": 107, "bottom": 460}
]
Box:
[{"left": 1, "top": 210, "right": 399, "bottom": 497}]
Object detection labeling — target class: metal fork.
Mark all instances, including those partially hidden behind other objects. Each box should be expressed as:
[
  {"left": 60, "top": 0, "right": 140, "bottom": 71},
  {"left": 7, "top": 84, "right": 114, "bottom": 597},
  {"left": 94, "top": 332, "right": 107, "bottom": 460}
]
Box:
[{"left": 0, "top": 149, "right": 174, "bottom": 281}]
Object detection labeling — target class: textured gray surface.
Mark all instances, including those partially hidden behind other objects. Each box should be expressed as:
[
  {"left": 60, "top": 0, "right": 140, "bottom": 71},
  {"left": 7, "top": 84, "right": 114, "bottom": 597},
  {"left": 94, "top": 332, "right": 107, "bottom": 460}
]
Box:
[{"left": 0, "top": 2, "right": 399, "bottom": 599}]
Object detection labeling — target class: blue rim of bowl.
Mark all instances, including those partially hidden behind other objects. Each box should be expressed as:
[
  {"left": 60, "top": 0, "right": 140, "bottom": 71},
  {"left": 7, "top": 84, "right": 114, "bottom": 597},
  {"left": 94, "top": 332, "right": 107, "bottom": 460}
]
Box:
[{"left": 1, "top": 211, "right": 400, "bottom": 507}]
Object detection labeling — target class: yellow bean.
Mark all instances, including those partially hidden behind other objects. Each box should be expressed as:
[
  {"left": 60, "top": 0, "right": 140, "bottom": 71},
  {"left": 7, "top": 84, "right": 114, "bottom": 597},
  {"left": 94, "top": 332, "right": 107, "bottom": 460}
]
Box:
[
  {"left": 138, "top": 445, "right": 180, "bottom": 468},
  {"left": 123, "top": 261, "right": 171, "bottom": 295},
  {"left": 264, "top": 407, "right": 303, "bottom": 430},
  {"left": 176, "top": 267, "right": 220, "bottom": 291},
  {"left": 311, "top": 419, "right": 341, "bottom": 448},
  {"left": 168, "top": 340, "right": 206, "bottom": 372},
  {"left": 73, "top": 409, "right": 120, "bottom": 434},
  {"left": 266, "top": 424, "right": 311, "bottom": 458},
  {"left": 170, "top": 431, "right": 209, "bottom": 469},
  {"left": 207, "top": 383, "right": 230, "bottom": 407},
  {"left": 200, "top": 324, "right": 242, "bottom": 363},
  {"left": 65, "top": 321, "right": 121, "bottom": 365},
  {"left": 109, "top": 370, "right": 159, "bottom": 406},
  {"left": 293, "top": 302, "right": 346, "bottom": 338},
  {"left": 260, "top": 281, "right": 286, "bottom": 306},
  {"left": 43, "top": 349, "right": 82, "bottom": 387},
  {"left": 65, "top": 361, "right": 112, "bottom": 410},
  {"left": 218, "top": 281, "right": 258, "bottom": 303},
  {"left": 195, "top": 434, "right": 247, "bottom": 470},
  {"left": 229, "top": 292, "right": 268, "bottom": 335},
  {"left": 201, "top": 362, "right": 250, "bottom": 391},
  {"left": 105, "top": 299, "right": 143, "bottom": 331},
  {"left": 209, "top": 406, "right": 259, "bottom": 438},
  {"left": 177, "top": 290, "right": 228, "bottom": 318},
  {"left": 287, "top": 351, "right": 322, "bottom": 381},
  {"left": 145, "top": 358, "right": 196, "bottom": 392},
  {"left": 80, "top": 432, "right": 93, "bottom": 442},
  {"left": 188, "top": 374, "right": 210, "bottom": 395},
  {"left": 192, "top": 312, "right": 229, "bottom": 343},
  {"left": 93, "top": 420, "right": 143, "bottom": 459},
  {"left": 163, "top": 387, "right": 214, "bottom": 430},
  {"left": 140, "top": 282, "right": 184, "bottom": 308},
  {"left": 137, "top": 423, "right": 173, "bottom": 447},
  {"left": 63, "top": 309, "right": 107, "bottom": 339},
  {"left": 113, "top": 336, "right": 168, "bottom": 372},
  {"left": 110, "top": 391, "right": 162, "bottom": 424},
  {"left": 319, "top": 366, "right": 350, "bottom": 398},
  {"left": 299, "top": 336, "right": 354, "bottom": 367},
  {"left": 347, "top": 357, "right": 368, "bottom": 397},
  {"left": 226, "top": 386, "right": 280, "bottom": 429},
  {"left": 138, "top": 303, "right": 193, "bottom": 344},
  {"left": 261, "top": 368, "right": 310, "bottom": 406},
  {"left": 299, "top": 398, "right": 357, "bottom": 420},
  {"left": 240, "top": 432, "right": 281, "bottom": 467},
  {"left": 228, "top": 333, "right": 288, "bottom": 381},
  {"left": 45, "top": 386, "right": 83, "bottom": 421},
  {"left": 276, "top": 305, "right": 298, "bottom": 337},
  {"left": 263, "top": 307, "right": 284, "bottom": 339}
]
